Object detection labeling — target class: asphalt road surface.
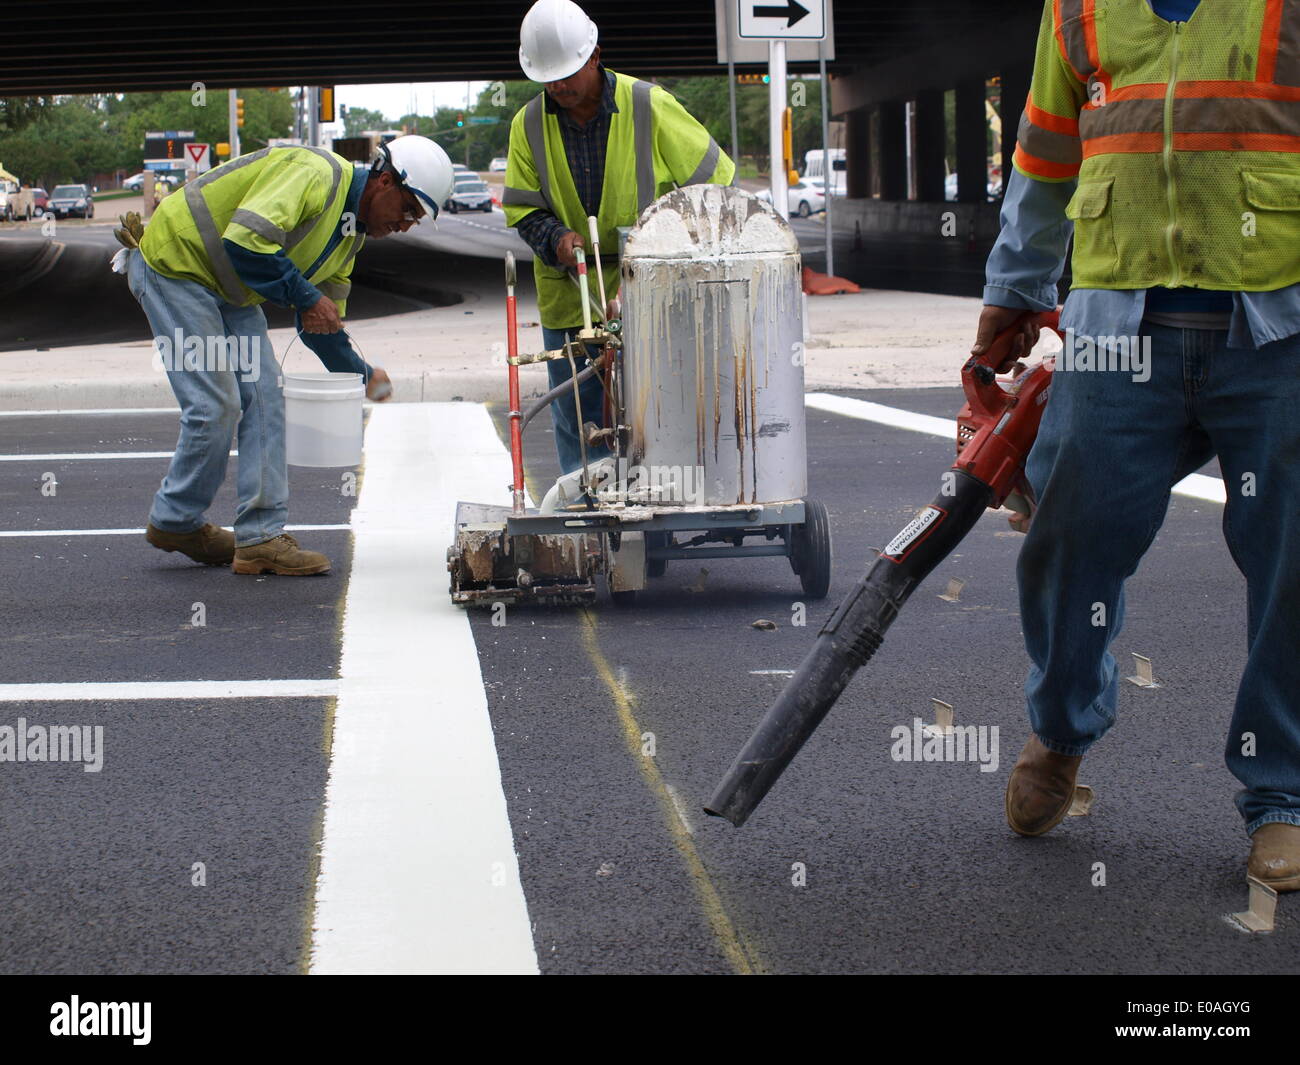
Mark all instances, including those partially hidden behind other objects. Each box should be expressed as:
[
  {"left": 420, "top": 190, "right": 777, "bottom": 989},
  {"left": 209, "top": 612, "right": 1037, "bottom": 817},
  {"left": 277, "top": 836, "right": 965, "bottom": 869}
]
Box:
[{"left": 0, "top": 388, "right": 1288, "bottom": 975}]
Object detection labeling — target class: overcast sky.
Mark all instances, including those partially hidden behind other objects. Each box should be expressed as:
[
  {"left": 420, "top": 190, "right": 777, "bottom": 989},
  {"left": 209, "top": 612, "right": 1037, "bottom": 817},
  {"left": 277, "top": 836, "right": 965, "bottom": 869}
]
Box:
[{"left": 335, "top": 82, "right": 495, "bottom": 126}]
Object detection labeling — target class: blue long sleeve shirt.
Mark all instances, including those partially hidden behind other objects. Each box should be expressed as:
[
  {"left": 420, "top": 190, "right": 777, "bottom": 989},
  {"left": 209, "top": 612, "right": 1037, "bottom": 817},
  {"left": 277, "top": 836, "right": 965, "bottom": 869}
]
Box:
[
  {"left": 222, "top": 165, "right": 372, "bottom": 378},
  {"left": 985, "top": 0, "right": 1300, "bottom": 349}
]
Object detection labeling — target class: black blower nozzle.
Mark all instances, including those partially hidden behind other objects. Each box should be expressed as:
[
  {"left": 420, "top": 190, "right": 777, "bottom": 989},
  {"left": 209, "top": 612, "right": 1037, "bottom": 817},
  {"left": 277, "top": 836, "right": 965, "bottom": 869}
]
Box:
[{"left": 704, "top": 470, "right": 993, "bottom": 826}]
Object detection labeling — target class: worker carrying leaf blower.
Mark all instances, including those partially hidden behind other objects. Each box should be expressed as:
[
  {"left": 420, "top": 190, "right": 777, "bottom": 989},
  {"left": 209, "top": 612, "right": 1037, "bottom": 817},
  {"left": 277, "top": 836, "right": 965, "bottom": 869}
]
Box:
[
  {"left": 503, "top": 0, "right": 736, "bottom": 473},
  {"left": 710, "top": 0, "right": 1300, "bottom": 895}
]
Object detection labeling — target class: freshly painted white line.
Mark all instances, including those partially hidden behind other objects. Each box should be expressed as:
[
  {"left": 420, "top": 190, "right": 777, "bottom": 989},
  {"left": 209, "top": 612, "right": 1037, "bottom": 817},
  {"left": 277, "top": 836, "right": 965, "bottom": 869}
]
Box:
[
  {"left": 0, "top": 679, "right": 339, "bottom": 702},
  {"left": 0, "top": 408, "right": 178, "bottom": 417},
  {"left": 805, "top": 392, "right": 956, "bottom": 438},
  {"left": 0, "top": 523, "right": 350, "bottom": 538},
  {"left": 310, "top": 403, "right": 538, "bottom": 976},
  {"left": 0, "top": 451, "right": 233, "bottom": 462},
  {"left": 805, "top": 392, "right": 1227, "bottom": 505}
]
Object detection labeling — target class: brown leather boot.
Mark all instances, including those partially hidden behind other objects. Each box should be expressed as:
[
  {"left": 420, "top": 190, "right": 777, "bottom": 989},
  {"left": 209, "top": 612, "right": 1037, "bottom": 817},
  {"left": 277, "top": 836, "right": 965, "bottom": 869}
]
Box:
[
  {"left": 232, "top": 533, "right": 330, "bottom": 576},
  {"left": 1005, "top": 734, "right": 1083, "bottom": 837},
  {"left": 146, "top": 522, "right": 235, "bottom": 566},
  {"left": 1248, "top": 823, "right": 1300, "bottom": 892}
]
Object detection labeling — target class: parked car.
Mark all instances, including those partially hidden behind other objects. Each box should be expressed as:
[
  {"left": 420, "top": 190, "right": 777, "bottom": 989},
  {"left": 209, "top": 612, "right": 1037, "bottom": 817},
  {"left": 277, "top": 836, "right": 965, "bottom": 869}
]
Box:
[
  {"left": 0, "top": 179, "right": 35, "bottom": 221},
  {"left": 47, "top": 184, "right": 94, "bottom": 219},
  {"left": 32, "top": 187, "right": 48, "bottom": 216},
  {"left": 124, "top": 172, "right": 178, "bottom": 192},
  {"left": 754, "top": 179, "right": 825, "bottom": 218},
  {"left": 444, "top": 176, "right": 494, "bottom": 213},
  {"left": 489, "top": 156, "right": 508, "bottom": 172}
]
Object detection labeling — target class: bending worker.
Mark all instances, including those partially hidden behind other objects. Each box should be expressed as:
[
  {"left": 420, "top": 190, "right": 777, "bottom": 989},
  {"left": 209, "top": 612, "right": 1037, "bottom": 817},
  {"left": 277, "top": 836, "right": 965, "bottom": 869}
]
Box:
[
  {"left": 121, "top": 136, "right": 453, "bottom": 575},
  {"left": 975, "top": 0, "right": 1300, "bottom": 889},
  {"left": 504, "top": 0, "right": 735, "bottom": 472}
]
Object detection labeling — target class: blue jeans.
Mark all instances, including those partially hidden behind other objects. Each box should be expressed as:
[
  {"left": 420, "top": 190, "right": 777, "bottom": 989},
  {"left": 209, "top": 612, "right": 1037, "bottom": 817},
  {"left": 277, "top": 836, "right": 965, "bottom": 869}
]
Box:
[
  {"left": 542, "top": 326, "right": 612, "bottom": 474},
  {"left": 1018, "top": 320, "right": 1300, "bottom": 834},
  {"left": 127, "top": 249, "right": 287, "bottom": 547}
]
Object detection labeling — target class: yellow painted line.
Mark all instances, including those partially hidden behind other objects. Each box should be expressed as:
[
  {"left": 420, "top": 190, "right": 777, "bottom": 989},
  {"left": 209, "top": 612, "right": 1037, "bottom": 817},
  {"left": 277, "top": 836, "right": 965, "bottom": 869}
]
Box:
[{"left": 579, "top": 610, "right": 764, "bottom": 975}]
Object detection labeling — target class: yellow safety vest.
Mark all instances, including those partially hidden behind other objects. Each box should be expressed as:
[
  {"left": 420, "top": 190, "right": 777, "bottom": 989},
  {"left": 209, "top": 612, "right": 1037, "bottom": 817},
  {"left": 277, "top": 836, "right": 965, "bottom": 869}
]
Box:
[
  {"left": 1014, "top": 0, "right": 1300, "bottom": 290},
  {"left": 503, "top": 70, "right": 735, "bottom": 328},
  {"left": 140, "top": 146, "right": 363, "bottom": 315}
]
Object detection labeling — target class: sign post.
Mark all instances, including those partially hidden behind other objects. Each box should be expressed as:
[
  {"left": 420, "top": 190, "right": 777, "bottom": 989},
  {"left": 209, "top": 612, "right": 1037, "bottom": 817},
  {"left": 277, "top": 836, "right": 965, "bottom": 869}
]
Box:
[
  {"left": 185, "top": 143, "right": 211, "bottom": 173},
  {"left": 733, "top": 0, "right": 830, "bottom": 221}
]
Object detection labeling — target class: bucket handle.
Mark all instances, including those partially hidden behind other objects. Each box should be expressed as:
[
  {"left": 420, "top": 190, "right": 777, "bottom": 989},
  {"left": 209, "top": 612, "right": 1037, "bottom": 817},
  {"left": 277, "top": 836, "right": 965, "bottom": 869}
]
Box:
[{"left": 276, "top": 327, "right": 374, "bottom": 391}]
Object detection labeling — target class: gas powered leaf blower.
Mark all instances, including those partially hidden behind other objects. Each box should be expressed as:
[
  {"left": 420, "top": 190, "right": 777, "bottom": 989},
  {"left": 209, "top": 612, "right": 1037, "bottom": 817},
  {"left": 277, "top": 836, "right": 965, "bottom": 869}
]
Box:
[{"left": 705, "top": 309, "right": 1062, "bottom": 827}]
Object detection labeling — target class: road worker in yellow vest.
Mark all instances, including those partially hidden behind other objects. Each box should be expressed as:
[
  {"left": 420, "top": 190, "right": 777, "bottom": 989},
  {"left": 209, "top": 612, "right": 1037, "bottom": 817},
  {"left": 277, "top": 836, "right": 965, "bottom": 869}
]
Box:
[
  {"left": 119, "top": 136, "right": 454, "bottom": 574},
  {"left": 974, "top": 0, "right": 1300, "bottom": 889},
  {"left": 504, "top": 0, "right": 736, "bottom": 472}
]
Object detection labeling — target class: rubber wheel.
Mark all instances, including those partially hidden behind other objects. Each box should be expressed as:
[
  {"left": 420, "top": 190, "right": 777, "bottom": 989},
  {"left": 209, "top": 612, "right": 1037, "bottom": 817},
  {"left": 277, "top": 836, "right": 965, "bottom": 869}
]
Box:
[
  {"left": 798, "top": 200, "right": 811, "bottom": 218},
  {"left": 790, "top": 498, "right": 832, "bottom": 599},
  {"left": 645, "top": 532, "right": 668, "bottom": 579}
]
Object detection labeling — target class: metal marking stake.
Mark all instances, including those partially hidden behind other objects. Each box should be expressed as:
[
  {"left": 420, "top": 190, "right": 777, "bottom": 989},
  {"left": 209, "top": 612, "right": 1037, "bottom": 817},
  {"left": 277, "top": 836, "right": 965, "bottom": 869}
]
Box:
[
  {"left": 922, "top": 698, "right": 955, "bottom": 738},
  {"left": 938, "top": 577, "right": 966, "bottom": 603},
  {"left": 1224, "top": 876, "right": 1278, "bottom": 934},
  {"left": 1125, "top": 652, "right": 1161, "bottom": 689},
  {"left": 1068, "top": 784, "right": 1095, "bottom": 817}
]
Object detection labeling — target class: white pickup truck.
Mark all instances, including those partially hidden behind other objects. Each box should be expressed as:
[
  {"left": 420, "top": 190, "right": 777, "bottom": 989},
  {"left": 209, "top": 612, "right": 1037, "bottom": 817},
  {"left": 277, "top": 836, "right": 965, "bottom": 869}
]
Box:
[{"left": 0, "top": 179, "right": 35, "bottom": 221}]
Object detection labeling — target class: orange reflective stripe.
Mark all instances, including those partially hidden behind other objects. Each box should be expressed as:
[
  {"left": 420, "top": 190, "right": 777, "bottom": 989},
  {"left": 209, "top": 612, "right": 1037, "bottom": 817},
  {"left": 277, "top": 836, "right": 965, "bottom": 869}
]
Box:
[
  {"left": 1104, "top": 81, "right": 1300, "bottom": 102},
  {"left": 1175, "top": 131, "right": 1300, "bottom": 150},
  {"left": 1081, "top": 132, "right": 1163, "bottom": 156},
  {"left": 1014, "top": 145, "right": 1081, "bottom": 178},
  {"left": 1082, "top": 0, "right": 1100, "bottom": 72},
  {"left": 1260, "top": 0, "right": 1286, "bottom": 84},
  {"left": 1055, "top": 0, "right": 1094, "bottom": 81},
  {"left": 1026, "top": 92, "right": 1080, "bottom": 135}
]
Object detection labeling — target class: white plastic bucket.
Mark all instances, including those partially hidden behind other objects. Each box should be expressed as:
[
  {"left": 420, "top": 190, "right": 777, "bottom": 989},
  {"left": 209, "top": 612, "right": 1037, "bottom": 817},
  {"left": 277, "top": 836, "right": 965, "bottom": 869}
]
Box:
[{"left": 284, "top": 371, "right": 364, "bottom": 467}]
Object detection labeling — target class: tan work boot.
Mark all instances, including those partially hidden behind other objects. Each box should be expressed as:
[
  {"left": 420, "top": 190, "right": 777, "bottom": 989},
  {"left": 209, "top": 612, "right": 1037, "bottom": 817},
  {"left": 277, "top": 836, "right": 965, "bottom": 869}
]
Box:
[
  {"left": 146, "top": 522, "right": 235, "bottom": 566},
  {"left": 1248, "top": 823, "right": 1300, "bottom": 892},
  {"left": 232, "top": 533, "right": 330, "bottom": 576},
  {"left": 1005, "top": 734, "right": 1083, "bottom": 837}
]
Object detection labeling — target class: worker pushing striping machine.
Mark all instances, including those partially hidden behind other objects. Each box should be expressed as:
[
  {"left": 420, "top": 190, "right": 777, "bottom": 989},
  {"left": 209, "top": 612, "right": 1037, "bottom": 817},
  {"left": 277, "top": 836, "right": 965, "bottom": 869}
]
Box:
[{"left": 447, "top": 184, "right": 832, "bottom": 606}]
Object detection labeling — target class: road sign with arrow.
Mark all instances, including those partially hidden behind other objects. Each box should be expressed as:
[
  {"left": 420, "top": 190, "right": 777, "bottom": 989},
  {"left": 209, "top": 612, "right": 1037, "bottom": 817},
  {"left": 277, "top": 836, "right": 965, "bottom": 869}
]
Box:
[{"left": 737, "top": 0, "right": 825, "bottom": 39}]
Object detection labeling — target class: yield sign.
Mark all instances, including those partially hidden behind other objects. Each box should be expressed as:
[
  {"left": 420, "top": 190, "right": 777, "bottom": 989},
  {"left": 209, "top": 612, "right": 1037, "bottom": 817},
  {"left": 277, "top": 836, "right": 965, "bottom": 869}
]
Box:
[
  {"left": 185, "top": 142, "right": 211, "bottom": 172},
  {"left": 738, "top": 0, "right": 825, "bottom": 39}
]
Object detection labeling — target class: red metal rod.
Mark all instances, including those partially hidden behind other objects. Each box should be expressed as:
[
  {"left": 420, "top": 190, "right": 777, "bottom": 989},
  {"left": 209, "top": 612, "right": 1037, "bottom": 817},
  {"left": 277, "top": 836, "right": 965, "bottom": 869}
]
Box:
[{"left": 505, "top": 253, "right": 525, "bottom": 514}]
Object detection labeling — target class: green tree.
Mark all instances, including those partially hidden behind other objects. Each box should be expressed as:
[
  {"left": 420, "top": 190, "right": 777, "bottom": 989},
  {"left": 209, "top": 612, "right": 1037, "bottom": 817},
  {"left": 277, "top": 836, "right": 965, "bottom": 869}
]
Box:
[{"left": 342, "top": 106, "right": 389, "bottom": 137}]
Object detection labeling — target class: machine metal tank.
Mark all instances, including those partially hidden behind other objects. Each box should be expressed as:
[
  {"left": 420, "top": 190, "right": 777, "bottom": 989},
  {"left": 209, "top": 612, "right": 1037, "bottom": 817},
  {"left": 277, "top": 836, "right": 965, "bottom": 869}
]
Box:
[{"left": 620, "top": 184, "right": 807, "bottom": 506}]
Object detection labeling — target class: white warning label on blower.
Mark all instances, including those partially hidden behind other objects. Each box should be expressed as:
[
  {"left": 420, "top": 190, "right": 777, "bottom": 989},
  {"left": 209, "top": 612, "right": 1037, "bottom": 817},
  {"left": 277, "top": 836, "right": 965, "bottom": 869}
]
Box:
[{"left": 882, "top": 505, "right": 944, "bottom": 561}]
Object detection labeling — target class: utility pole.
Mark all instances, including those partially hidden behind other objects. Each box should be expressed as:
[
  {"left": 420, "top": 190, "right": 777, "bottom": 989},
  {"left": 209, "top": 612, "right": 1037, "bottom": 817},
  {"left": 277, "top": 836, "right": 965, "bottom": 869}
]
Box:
[
  {"left": 819, "top": 48, "right": 834, "bottom": 277},
  {"left": 724, "top": 0, "right": 739, "bottom": 165},
  {"left": 308, "top": 87, "right": 320, "bottom": 148},
  {"left": 227, "top": 89, "right": 241, "bottom": 159}
]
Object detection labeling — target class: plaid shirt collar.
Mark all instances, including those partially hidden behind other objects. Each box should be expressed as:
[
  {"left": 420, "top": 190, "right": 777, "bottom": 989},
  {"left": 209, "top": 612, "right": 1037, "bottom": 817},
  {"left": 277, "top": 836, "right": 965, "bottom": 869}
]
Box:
[{"left": 544, "top": 66, "right": 618, "bottom": 127}]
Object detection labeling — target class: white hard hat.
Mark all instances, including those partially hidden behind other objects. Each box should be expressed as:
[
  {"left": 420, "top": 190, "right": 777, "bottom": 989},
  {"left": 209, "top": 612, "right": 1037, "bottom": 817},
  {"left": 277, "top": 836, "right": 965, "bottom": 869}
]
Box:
[
  {"left": 376, "top": 135, "right": 454, "bottom": 220},
  {"left": 519, "top": 0, "right": 599, "bottom": 83}
]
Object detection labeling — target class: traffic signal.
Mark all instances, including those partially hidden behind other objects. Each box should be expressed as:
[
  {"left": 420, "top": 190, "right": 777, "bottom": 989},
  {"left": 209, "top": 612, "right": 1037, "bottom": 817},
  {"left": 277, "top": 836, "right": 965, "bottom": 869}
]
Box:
[
  {"left": 236, "top": 98, "right": 245, "bottom": 128},
  {"left": 318, "top": 87, "right": 335, "bottom": 124},
  {"left": 736, "top": 74, "right": 771, "bottom": 85},
  {"left": 456, "top": 113, "right": 464, "bottom": 127}
]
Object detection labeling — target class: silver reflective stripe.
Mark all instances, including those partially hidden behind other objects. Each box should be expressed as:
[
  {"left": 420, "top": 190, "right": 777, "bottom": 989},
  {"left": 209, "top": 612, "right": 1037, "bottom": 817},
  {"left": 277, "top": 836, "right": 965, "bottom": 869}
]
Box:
[
  {"left": 683, "top": 138, "right": 721, "bottom": 186},
  {"left": 189, "top": 147, "right": 272, "bottom": 191},
  {"left": 229, "top": 208, "right": 287, "bottom": 246},
  {"left": 632, "top": 79, "right": 655, "bottom": 211},
  {"left": 285, "top": 146, "right": 346, "bottom": 250},
  {"left": 317, "top": 281, "right": 351, "bottom": 300},
  {"left": 1277, "top": 0, "right": 1300, "bottom": 87},
  {"left": 185, "top": 183, "right": 245, "bottom": 305},
  {"left": 524, "top": 95, "right": 554, "bottom": 212},
  {"left": 502, "top": 185, "right": 548, "bottom": 208}
]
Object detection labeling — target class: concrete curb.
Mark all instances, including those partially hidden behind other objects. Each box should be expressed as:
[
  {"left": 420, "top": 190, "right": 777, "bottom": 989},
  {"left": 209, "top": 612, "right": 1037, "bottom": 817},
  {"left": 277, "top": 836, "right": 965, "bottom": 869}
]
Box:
[{"left": 0, "top": 368, "right": 558, "bottom": 413}]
